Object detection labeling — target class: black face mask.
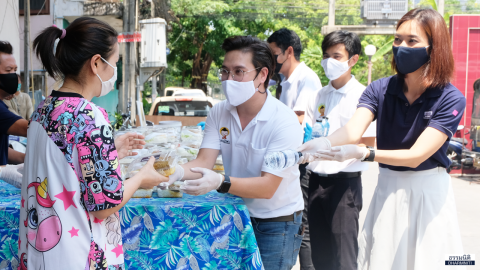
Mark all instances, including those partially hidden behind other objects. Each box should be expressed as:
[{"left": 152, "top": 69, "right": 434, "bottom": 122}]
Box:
[
  {"left": 275, "top": 54, "right": 288, "bottom": 74},
  {"left": 392, "top": 46, "right": 430, "bottom": 74},
  {"left": 0, "top": 73, "right": 19, "bottom": 95}
]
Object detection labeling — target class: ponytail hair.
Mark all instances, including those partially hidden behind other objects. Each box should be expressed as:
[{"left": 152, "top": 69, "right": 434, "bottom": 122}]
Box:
[{"left": 33, "top": 17, "right": 118, "bottom": 85}]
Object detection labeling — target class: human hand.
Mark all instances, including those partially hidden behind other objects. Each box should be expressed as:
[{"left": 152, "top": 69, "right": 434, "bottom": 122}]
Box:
[
  {"left": 197, "top": 121, "right": 206, "bottom": 131},
  {"left": 315, "top": 145, "right": 369, "bottom": 162},
  {"left": 303, "top": 123, "right": 312, "bottom": 143},
  {"left": 297, "top": 137, "right": 331, "bottom": 164},
  {"left": 158, "top": 165, "right": 185, "bottom": 190},
  {"left": 137, "top": 157, "right": 169, "bottom": 189},
  {"left": 180, "top": 168, "right": 223, "bottom": 196},
  {"left": 0, "top": 164, "right": 24, "bottom": 188},
  {"left": 115, "top": 132, "right": 146, "bottom": 160},
  {"left": 3, "top": 94, "right": 14, "bottom": 101}
]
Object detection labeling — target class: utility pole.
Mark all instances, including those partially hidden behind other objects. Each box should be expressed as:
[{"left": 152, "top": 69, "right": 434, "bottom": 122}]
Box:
[
  {"left": 23, "top": 0, "right": 30, "bottom": 94},
  {"left": 328, "top": 0, "right": 336, "bottom": 28},
  {"left": 150, "top": 0, "right": 157, "bottom": 104},
  {"left": 437, "top": 0, "right": 445, "bottom": 17},
  {"left": 122, "top": 0, "right": 137, "bottom": 126}
]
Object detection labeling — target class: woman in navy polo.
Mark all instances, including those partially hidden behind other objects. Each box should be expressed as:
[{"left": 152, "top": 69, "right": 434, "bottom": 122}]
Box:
[{"left": 299, "top": 8, "right": 465, "bottom": 269}]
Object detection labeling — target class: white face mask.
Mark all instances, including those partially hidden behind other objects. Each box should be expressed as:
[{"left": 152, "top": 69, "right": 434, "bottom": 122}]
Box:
[
  {"left": 321, "top": 57, "right": 351, "bottom": 81},
  {"left": 96, "top": 57, "right": 117, "bottom": 97},
  {"left": 222, "top": 80, "right": 260, "bottom": 107}
]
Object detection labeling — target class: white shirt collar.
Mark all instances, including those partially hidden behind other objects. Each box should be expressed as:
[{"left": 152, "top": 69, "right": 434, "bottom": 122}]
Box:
[
  {"left": 225, "top": 90, "right": 275, "bottom": 122},
  {"left": 281, "top": 62, "right": 306, "bottom": 86},
  {"left": 326, "top": 75, "right": 357, "bottom": 94}
]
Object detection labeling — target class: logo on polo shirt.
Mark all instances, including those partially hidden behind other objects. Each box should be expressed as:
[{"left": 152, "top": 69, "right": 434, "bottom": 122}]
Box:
[
  {"left": 219, "top": 127, "right": 231, "bottom": 144},
  {"left": 424, "top": 111, "right": 433, "bottom": 119},
  {"left": 318, "top": 104, "right": 326, "bottom": 116}
]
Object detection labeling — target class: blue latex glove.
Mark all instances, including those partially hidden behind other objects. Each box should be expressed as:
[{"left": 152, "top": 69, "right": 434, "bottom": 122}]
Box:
[
  {"left": 197, "top": 121, "right": 206, "bottom": 131},
  {"left": 303, "top": 123, "right": 312, "bottom": 143}
]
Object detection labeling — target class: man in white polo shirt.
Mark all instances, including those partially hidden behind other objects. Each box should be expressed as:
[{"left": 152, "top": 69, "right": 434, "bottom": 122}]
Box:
[
  {"left": 162, "top": 35, "right": 304, "bottom": 270},
  {"left": 301, "top": 31, "right": 376, "bottom": 270},
  {"left": 268, "top": 28, "right": 322, "bottom": 270},
  {"left": 267, "top": 28, "right": 321, "bottom": 124}
]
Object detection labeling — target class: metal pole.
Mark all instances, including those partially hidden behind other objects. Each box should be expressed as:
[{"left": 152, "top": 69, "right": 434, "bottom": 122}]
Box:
[
  {"left": 151, "top": 0, "right": 155, "bottom": 17},
  {"left": 367, "top": 57, "right": 373, "bottom": 85},
  {"left": 151, "top": 75, "right": 157, "bottom": 104},
  {"left": 23, "top": 0, "right": 30, "bottom": 94},
  {"left": 437, "top": 0, "right": 445, "bottom": 17},
  {"left": 130, "top": 0, "right": 138, "bottom": 125},
  {"left": 123, "top": 0, "right": 137, "bottom": 126},
  {"left": 328, "top": 0, "right": 336, "bottom": 27}
]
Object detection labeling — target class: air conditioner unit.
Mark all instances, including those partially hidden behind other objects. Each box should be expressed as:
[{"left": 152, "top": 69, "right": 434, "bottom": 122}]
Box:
[{"left": 362, "top": 0, "right": 408, "bottom": 24}]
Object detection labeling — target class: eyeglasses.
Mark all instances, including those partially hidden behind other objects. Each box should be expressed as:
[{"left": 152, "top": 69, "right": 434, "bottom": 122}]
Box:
[{"left": 218, "top": 67, "right": 261, "bottom": 82}]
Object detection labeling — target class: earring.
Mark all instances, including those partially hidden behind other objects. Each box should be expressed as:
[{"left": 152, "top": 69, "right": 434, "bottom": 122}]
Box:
[{"left": 257, "top": 83, "right": 266, "bottom": 94}]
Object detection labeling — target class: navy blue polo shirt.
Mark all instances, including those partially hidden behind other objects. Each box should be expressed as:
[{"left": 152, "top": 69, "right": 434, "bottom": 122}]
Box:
[
  {"left": 0, "top": 99, "right": 22, "bottom": 165},
  {"left": 358, "top": 75, "right": 466, "bottom": 171}
]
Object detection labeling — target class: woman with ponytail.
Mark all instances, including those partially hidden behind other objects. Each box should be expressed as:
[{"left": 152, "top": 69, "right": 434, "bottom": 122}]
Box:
[{"left": 18, "top": 17, "right": 167, "bottom": 270}]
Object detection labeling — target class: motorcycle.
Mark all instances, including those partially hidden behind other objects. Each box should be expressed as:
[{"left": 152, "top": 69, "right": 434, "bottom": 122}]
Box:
[{"left": 447, "top": 125, "right": 475, "bottom": 171}]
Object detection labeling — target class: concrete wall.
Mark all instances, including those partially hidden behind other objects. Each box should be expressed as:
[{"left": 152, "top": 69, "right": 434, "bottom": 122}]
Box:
[
  {"left": 18, "top": 0, "right": 85, "bottom": 95},
  {"left": 0, "top": 0, "right": 21, "bottom": 74}
]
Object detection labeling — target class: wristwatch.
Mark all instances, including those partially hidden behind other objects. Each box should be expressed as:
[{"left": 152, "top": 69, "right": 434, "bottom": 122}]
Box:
[
  {"left": 362, "top": 146, "right": 375, "bottom": 162},
  {"left": 217, "top": 175, "right": 231, "bottom": 193}
]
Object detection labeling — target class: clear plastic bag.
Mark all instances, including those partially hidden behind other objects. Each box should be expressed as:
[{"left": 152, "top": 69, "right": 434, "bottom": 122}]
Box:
[
  {"left": 213, "top": 155, "right": 224, "bottom": 174},
  {"left": 127, "top": 150, "right": 178, "bottom": 178},
  {"left": 176, "top": 144, "right": 200, "bottom": 159},
  {"left": 181, "top": 126, "right": 203, "bottom": 143},
  {"left": 145, "top": 127, "right": 180, "bottom": 144}
]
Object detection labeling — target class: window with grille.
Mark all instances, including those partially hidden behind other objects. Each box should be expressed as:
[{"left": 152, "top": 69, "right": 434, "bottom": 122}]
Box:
[{"left": 19, "top": 0, "right": 50, "bottom": 15}]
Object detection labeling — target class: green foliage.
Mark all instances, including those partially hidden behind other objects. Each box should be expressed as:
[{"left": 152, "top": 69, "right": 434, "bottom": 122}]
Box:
[
  {"left": 165, "top": 0, "right": 479, "bottom": 98},
  {"left": 417, "top": 0, "right": 480, "bottom": 23},
  {"left": 110, "top": 112, "right": 124, "bottom": 130},
  {"left": 142, "top": 81, "right": 152, "bottom": 115}
]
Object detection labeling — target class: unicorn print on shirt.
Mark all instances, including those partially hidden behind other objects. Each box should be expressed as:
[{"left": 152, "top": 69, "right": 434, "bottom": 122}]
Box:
[{"left": 21, "top": 177, "right": 62, "bottom": 270}]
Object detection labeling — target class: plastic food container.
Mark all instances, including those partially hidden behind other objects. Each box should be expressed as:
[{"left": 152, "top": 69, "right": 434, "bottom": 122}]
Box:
[
  {"left": 156, "top": 189, "right": 183, "bottom": 198},
  {"left": 132, "top": 188, "right": 153, "bottom": 198},
  {"left": 158, "top": 121, "right": 182, "bottom": 134},
  {"left": 181, "top": 126, "right": 203, "bottom": 143},
  {"left": 156, "top": 180, "right": 184, "bottom": 198},
  {"left": 213, "top": 155, "right": 225, "bottom": 175}
]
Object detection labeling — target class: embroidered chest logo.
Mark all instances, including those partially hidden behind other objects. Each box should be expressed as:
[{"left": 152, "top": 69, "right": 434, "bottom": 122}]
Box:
[
  {"left": 318, "top": 104, "right": 326, "bottom": 116},
  {"left": 424, "top": 111, "right": 433, "bottom": 119},
  {"left": 219, "top": 127, "right": 231, "bottom": 144}
]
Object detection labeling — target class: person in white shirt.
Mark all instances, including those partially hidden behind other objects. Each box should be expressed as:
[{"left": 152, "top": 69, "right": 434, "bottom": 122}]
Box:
[
  {"left": 267, "top": 28, "right": 322, "bottom": 125},
  {"left": 162, "top": 35, "right": 304, "bottom": 270},
  {"left": 268, "top": 28, "right": 322, "bottom": 270},
  {"left": 302, "top": 31, "right": 376, "bottom": 270}
]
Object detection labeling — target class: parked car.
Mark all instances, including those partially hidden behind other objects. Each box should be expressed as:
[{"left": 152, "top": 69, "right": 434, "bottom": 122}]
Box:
[
  {"left": 164, "top": 87, "right": 205, "bottom": 97},
  {"left": 149, "top": 95, "right": 213, "bottom": 117}
]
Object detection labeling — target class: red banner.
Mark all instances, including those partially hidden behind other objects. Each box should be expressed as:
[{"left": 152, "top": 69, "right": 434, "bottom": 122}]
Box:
[{"left": 118, "top": 32, "right": 141, "bottom": 43}]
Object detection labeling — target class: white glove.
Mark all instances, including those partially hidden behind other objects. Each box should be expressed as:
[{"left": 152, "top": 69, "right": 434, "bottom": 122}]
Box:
[
  {"left": 0, "top": 164, "right": 24, "bottom": 189},
  {"left": 158, "top": 165, "right": 185, "bottom": 190},
  {"left": 297, "top": 137, "right": 332, "bottom": 164},
  {"left": 315, "top": 145, "right": 369, "bottom": 162},
  {"left": 180, "top": 167, "right": 223, "bottom": 196}
]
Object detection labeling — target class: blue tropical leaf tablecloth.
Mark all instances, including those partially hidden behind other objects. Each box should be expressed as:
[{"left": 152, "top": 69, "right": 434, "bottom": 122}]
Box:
[{"left": 0, "top": 180, "right": 263, "bottom": 270}]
